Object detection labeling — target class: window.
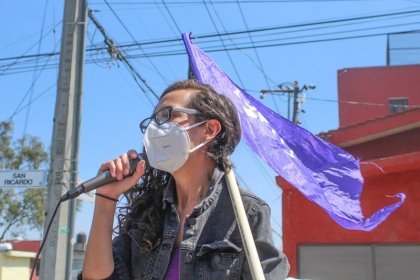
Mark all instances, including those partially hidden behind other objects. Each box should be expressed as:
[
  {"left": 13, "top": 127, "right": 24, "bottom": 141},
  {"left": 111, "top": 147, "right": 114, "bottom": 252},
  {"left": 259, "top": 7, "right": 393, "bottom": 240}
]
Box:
[
  {"left": 388, "top": 31, "right": 420, "bottom": 66},
  {"left": 298, "top": 244, "right": 420, "bottom": 280},
  {"left": 389, "top": 98, "right": 408, "bottom": 113}
]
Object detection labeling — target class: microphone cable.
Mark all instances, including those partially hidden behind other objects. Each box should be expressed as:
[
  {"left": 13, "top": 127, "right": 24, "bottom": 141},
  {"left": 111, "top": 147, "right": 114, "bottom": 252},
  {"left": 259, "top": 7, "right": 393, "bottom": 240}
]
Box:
[
  {"left": 29, "top": 153, "right": 148, "bottom": 279},
  {"left": 30, "top": 197, "right": 63, "bottom": 280}
]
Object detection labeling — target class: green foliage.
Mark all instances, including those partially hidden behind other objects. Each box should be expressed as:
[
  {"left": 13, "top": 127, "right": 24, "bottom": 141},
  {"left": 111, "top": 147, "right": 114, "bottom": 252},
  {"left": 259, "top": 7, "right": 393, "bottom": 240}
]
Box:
[{"left": 0, "top": 121, "right": 49, "bottom": 240}]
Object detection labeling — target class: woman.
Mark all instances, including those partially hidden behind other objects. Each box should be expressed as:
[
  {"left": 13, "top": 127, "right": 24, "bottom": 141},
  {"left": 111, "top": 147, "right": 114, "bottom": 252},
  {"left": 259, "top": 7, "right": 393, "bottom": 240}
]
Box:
[{"left": 81, "top": 80, "right": 289, "bottom": 279}]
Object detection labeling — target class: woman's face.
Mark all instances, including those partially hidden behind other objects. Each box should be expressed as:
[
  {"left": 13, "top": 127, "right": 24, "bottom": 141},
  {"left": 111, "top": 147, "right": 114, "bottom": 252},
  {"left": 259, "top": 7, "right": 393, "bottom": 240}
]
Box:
[
  {"left": 157, "top": 89, "right": 195, "bottom": 125},
  {"left": 157, "top": 89, "right": 205, "bottom": 151}
]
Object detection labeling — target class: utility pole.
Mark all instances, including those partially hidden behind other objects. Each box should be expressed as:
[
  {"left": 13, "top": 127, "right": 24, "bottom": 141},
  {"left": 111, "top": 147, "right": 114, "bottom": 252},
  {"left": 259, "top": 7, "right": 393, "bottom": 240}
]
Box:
[
  {"left": 40, "top": 0, "right": 87, "bottom": 279},
  {"left": 260, "top": 81, "right": 315, "bottom": 124},
  {"left": 291, "top": 81, "right": 300, "bottom": 124}
]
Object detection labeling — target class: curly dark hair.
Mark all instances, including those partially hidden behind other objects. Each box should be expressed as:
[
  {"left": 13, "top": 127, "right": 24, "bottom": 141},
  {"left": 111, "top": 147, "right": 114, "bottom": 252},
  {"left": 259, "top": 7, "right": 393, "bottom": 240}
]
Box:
[{"left": 118, "top": 79, "right": 241, "bottom": 254}]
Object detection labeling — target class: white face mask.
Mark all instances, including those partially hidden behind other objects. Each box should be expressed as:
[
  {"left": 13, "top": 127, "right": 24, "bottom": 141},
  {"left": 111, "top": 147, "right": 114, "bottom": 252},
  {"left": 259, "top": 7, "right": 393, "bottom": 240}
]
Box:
[{"left": 143, "top": 120, "right": 209, "bottom": 173}]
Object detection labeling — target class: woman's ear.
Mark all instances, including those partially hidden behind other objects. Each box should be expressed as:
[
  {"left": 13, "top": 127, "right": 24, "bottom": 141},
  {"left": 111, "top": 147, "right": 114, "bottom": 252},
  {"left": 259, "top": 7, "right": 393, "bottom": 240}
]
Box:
[{"left": 205, "top": 119, "right": 222, "bottom": 140}]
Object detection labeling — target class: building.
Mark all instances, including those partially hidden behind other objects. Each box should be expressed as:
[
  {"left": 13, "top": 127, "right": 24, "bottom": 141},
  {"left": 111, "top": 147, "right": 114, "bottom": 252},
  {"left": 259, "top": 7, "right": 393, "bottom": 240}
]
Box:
[
  {"left": 337, "top": 64, "right": 420, "bottom": 128},
  {"left": 0, "top": 232, "right": 86, "bottom": 280},
  {"left": 72, "top": 232, "right": 87, "bottom": 279},
  {"left": 278, "top": 65, "right": 420, "bottom": 280},
  {"left": 0, "top": 240, "right": 39, "bottom": 280}
]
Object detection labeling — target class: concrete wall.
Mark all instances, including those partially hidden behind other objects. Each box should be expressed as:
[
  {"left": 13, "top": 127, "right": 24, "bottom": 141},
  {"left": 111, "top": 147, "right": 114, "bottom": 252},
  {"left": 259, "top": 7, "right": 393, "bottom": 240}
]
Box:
[
  {"left": 0, "top": 251, "right": 35, "bottom": 280},
  {"left": 345, "top": 128, "right": 420, "bottom": 160},
  {"left": 337, "top": 65, "right": 420, "bottom": 127},
  {"left": 278, "top": 156, "right": 420, "bottom": 277}
]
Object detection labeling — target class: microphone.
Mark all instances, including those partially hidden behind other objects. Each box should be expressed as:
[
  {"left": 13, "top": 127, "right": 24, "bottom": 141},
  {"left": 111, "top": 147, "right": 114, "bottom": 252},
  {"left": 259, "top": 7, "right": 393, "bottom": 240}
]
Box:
[{"left": 61, "top": 152, "right": 147, "bottom": 202}]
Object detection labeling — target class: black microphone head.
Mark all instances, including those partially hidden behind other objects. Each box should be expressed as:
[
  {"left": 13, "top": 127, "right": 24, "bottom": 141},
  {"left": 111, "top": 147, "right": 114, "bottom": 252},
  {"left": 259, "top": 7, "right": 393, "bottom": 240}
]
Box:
[{"left": 138, "top": 152, "right": 150, "bottom": 170}]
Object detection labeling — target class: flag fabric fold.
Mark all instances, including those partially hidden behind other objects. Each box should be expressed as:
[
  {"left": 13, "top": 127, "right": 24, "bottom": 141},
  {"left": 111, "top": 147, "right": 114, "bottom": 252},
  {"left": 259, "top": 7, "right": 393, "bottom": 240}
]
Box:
[{"left": 182, "top": 32, "right": 405, "bottom": 231}]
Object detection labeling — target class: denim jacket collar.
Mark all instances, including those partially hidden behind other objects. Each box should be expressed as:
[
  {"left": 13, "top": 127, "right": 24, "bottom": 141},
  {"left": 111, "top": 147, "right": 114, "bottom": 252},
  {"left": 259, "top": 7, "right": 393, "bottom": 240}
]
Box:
[
  {"left": 162, "top": 176, "right": 176, "bottom": 210},
  {"left": 161, "top": 167, "right": 225, "bottom": 214}
]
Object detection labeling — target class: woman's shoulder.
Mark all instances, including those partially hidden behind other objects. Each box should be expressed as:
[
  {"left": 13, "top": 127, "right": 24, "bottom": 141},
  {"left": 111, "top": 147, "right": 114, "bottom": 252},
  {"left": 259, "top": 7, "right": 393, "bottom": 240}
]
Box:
[
  {"left": 237, "top": 187, "right": 270, "bottom": 216},
  {"left": 238, "top": 187, "right": 267, "bottom": 204}
]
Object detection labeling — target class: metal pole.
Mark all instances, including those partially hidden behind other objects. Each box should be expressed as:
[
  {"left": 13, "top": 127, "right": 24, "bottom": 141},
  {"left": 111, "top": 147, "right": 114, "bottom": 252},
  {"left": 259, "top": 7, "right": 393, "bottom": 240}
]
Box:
[
  {"left": 225, "top": 166, "right": 265, "bottom": 280},
  {"left": 40, "top": 0, "right": 87, "bottom": 279},
  {"left": 292, "top": 81, "right": 299, "bottom": 124},
  {"left": 287, "top": 92, "right": 291, "bottom": 121},
  {"left": 261, "top": 82, "right": 314, "bottom": 124}
]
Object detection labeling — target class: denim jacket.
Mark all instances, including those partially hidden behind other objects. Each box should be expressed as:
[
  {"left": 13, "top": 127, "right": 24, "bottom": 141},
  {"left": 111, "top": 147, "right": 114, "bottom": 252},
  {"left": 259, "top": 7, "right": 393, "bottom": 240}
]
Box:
[{"left": 81, "top": 167, "right": 289, "bottom": 280}]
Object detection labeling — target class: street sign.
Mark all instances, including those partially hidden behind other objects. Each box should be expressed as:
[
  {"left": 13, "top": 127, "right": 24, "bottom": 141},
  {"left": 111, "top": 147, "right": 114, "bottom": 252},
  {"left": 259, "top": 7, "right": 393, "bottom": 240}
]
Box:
[{"left": 0, "top": 170, "right": 48, "bottom": 188}]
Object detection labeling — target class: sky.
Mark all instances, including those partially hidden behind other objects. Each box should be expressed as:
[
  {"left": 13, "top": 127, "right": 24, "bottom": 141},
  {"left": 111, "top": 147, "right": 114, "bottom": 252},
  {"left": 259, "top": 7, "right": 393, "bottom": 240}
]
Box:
[{"left": 1, "top": 0, "right": 420, "bottom": 247}]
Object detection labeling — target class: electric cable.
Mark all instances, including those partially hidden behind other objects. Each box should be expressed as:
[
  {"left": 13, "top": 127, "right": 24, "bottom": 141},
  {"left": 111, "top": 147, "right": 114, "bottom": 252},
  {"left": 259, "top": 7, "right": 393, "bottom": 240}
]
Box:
[
  {"left": 215, "top": 21, "right": 420, "bottom": 50},
  {"left": 128, "top": 1, "right": 179, "bottom": 78},
  {"left": 4, "top": 8, "right": 420, "bottom": 64},
  {"left": 234, "top": 0, "right": 271, "bottom": 87},
  {"left": 161, "top": 0, "right": 183, "bottom": 34},
  {"left": 0, "top": 23, "right": 61, "bottom": 75},
  {"left": 305, "top": 96, "right": 420, "bottom": 108},
  {"left": 5, "top": 42, "right": 58, "bottom": 123},
  {"left": 250, "top": 88, "right": 420, "bottom": 109},
  {"left": 153, "top": 0, "right": 180, "bottom": 36},
  {"left": 104, "top": 0, "right": 169, "bottom": 85},
  {"left": 202, "top": 0, "right": 246, "bottom": 87},
  {"left": 88, "top": 9, "right": 159, "bottom": 102},
  {"left": 23, "top": 0, "right": 50, "bottom": 140},
  {"left": 29, "top": 198, "right": 62, "bottom": 280},
  {"left": 3, "top": 22, "right": 419, "bottom": 76},
  {"left": 233, "top": 0, "right": 281, "bottom": 113},
  {"left": 5, "top": 83, "right": 56, "bottom": 122},
  {"left": 3, "top": 9, "right": 420, "bottom": 75},
  {"left": 90, "top": 0, "right": 397, "bottom": 5}
]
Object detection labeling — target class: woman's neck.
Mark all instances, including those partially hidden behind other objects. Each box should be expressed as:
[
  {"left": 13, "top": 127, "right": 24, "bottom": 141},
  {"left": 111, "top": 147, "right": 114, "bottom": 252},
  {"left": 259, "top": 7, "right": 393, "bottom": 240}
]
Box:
[{"left": 172, "top": 157, "right": 215, "bottom": 214}]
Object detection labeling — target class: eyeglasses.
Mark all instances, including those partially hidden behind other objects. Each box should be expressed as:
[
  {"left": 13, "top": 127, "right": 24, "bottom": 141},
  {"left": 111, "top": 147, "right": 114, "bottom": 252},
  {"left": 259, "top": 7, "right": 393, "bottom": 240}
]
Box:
[{"left": 139, "top": 106, "right": 202, "bottom": 133}]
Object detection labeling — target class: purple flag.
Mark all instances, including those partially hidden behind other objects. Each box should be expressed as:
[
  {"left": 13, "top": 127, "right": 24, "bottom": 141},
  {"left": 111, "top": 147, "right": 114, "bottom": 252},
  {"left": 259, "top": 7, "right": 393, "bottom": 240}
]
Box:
[{"left": 182, "top": 33, "right": 405, "bottom": 231}]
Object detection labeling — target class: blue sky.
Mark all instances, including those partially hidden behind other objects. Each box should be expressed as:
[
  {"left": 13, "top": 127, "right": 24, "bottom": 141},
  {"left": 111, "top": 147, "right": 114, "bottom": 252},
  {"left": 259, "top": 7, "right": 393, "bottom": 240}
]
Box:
[{"left": 1, "top": 0, "right": 420, "bottom": 246}]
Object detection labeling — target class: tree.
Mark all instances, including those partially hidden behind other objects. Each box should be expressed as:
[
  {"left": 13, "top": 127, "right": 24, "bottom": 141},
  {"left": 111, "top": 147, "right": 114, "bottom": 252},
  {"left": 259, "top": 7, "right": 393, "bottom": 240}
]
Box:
[{"left": 0, "top": 121, "right": 48, "bottom": 240}]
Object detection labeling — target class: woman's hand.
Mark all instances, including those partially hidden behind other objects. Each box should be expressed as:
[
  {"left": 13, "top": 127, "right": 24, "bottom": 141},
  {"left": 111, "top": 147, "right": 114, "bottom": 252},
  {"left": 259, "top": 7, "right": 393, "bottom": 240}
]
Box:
[
  {"left": 95, "top": 149, "right": 145, "bottom": 200},
  {"left": 83, "top": 150, "right": 144, "bottom": 279}
]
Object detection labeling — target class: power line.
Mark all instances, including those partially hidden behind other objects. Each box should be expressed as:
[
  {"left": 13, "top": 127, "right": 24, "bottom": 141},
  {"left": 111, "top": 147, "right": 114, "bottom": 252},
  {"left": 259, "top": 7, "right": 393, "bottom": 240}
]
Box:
[
  {"left": 234, "top": 0, "right": 281, "bottom": 113},
  {"left": 3, "top": 19, "right": 420, "bottom": 75},
  {"left": 154, "top": 0, "right": 181, "bottom": 36},
  {"left": 390, "top": 47, "right": 420, "bottom": 50},
  {"left": 249, "top": 88, "right": 420, "bottom": 108},
  {"left": 234, "top": 0, "right": 269, "bottom": 84},
  {"left": 306, "top": 96, "right": 420, "bottom": 108},
  {"left": 2, "top": 8, "right": 420, "bottom": 65},
  {"left": 234, "top": 13, "right": 420, "bottom": 44},
  {"left": 90, "top": 0, "right": 389, "bottom": 5},
  {"left": 101, "top": 24, "right": 420, "bottom": 58},
  {"left": 245, "top": 147, "right": 282, "bottom": 198},
  {"left": 0, "top": 24, "right": 54, "bottom": 51},
  {"left": 104, "top": 8, "right": 420, "bottom": 50},
  {"left": 88, "top": 9, "right": 159, "bottom": 103},
  {"left": 0, "top": 24, "right": 61, "bottom": 75},
  {"left": 103, "top": 0, "right": 169, "bottom": 85},
  {"left": 5, "top": 83, "right": 56, "bottom": 122},
  {"left": 0, "top": 26, "right": 404, "bottom": 76},
  {"left": 203, "top": 0, "right": 246, "bottom": 87},
  {"left": 197, "top": 9, "right": 420, "bottom": 39},
  {"left": 127, "top": 1, "right": 179, "bottom": 78},
  {"left": 161, "top": 0, "right": 183, "bottom": 34},
  {"left": 7, "top": 39, "right": 60, "bottom": 124},
  {"left": 221, "top": 21, "right": 420, "bottom": 49},
  {"left": 23, "top": 0, "right": 50, "bottom": 140}
]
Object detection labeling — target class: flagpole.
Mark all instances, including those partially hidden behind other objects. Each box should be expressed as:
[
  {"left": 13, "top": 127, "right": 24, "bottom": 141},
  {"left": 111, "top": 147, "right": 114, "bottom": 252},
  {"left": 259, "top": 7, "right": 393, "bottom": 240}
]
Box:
[{"left": 225, "top": 166, "right": 265, "bottom": 280}]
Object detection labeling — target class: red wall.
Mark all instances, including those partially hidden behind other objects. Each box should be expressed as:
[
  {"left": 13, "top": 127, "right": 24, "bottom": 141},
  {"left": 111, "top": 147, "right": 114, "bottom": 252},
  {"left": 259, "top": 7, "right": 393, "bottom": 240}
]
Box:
[
  {"left": 278, "top": 157, "right": 420, "bottom": 277},
  {"left": 338, "top": 65, "right": 420, "bottom": 127},
  {"left": 345, "top": 128, "right": 420, "bottom": 160}
]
